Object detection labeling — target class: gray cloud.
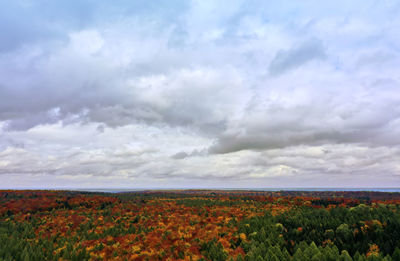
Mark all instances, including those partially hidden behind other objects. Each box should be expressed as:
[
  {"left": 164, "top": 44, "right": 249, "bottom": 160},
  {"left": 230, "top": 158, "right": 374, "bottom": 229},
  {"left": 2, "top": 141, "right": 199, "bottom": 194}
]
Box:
[
  {"left": 171, "top": 149, "right": 207, "bottom": 159},
  {"left": 269, "top": 39, "right": 325, "bottom": 75},
  {"left": 171, "top": 151, "right": 189, "bottom": 159},
  {"left": 209, "top": 75, "right": 400, "bottom": 154},
  {"left": 1, "top": 0, "right": 400, "bottom": 187}
]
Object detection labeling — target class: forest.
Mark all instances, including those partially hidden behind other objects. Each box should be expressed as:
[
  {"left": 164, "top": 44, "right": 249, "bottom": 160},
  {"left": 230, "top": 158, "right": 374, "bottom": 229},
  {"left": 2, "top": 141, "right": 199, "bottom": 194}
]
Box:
[{"left": 1, "top": 190, "right": 400, "bottom": 260}]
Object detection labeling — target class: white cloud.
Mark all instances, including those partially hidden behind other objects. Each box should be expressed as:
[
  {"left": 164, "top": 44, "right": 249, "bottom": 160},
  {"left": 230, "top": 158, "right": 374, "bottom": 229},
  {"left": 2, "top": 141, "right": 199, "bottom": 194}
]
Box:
[{"left": 0, "top": 0, "right": 400, "bottom": 187}]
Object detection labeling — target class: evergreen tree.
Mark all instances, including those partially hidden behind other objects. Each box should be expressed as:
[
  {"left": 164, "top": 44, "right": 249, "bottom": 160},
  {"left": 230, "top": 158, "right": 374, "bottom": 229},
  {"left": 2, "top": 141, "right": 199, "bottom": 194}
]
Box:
[
  {"left": 293, "top": 248, "right": 306, "bottom": 261},
  {"left": 255, "top": 255, "right": 264, "bottom": 261},
  {"left": 340, "top": 250, "right": 352, "bottom": 261},
  {"left": 282, "top": 248, "right": 291, "bottom": 260},
  {"left": 304, "top": 242, "right": 320, "bottom": 259},
  {"left": 392, "top": 248, "right": 400, "bottom": 261}
]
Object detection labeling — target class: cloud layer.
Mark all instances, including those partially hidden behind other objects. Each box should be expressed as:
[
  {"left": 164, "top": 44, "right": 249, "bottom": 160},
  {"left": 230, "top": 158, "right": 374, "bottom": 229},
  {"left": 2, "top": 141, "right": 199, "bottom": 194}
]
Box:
[{"left": 1, "top": 0, "right": 400, "bottom": 188}]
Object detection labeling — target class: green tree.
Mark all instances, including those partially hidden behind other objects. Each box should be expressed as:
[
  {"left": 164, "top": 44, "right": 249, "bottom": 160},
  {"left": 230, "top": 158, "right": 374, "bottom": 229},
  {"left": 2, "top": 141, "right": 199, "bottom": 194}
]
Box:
[{"left": 340, "top": 250, "right": 352, "bottom": 261}]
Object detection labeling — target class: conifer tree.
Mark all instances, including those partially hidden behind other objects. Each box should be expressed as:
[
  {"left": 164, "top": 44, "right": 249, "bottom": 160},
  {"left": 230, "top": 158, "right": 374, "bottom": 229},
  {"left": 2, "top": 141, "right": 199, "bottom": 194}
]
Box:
[
  {"left": 392, "top": 248, "right": 400, "bottom": 261},
  {"left": 340, "top": 250, "right": 352, "bottom": 261},
  {"left": 293, "top": 248, "right": 305, "bottom": 261}
]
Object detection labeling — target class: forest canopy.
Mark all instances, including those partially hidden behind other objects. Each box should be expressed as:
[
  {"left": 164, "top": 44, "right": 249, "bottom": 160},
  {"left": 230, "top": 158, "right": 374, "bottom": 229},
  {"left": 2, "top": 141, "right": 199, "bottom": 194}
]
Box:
[{"left": 1, "top": 190, "right": 400, "bottom": 260}]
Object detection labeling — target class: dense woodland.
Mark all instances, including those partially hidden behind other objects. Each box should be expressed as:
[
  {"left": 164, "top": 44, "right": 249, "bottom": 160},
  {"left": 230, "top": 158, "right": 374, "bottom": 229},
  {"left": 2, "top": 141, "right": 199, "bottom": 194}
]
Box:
[{"left": 1, "top": 190, "right": 400, "bottom": 260}]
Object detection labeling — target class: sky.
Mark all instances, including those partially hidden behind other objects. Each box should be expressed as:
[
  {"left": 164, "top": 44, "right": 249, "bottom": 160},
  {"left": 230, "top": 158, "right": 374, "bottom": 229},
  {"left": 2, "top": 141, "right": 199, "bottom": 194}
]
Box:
[{"left": 1, "top": 0, "right": 400, "bottom": 189}]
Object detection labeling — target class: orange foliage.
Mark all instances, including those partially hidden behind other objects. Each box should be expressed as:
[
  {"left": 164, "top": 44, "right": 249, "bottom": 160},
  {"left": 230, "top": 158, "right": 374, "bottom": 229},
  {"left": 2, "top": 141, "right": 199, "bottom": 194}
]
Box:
[{"left": 2, "top": 189, "right": 400, "bottom": 260}]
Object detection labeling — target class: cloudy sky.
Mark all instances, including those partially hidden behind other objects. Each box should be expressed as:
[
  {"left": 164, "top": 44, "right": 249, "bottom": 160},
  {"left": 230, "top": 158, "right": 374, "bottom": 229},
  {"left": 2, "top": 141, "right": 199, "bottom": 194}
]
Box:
[{"left": 1, "top": 0, "right": 400, "bottom": 189}]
